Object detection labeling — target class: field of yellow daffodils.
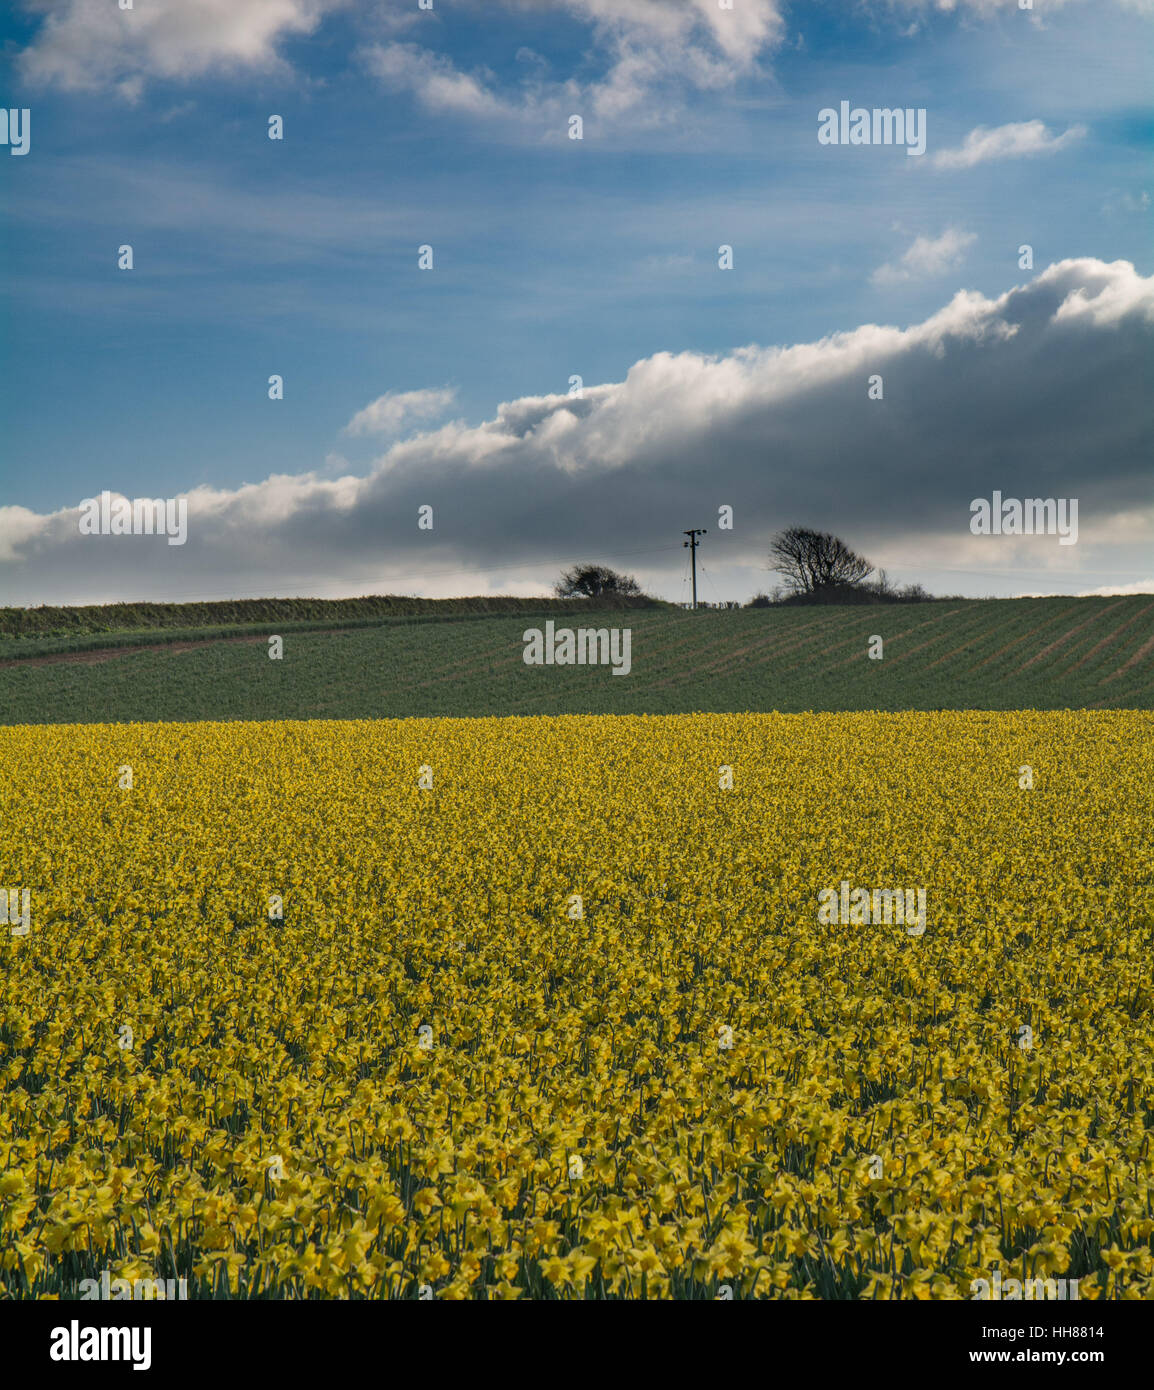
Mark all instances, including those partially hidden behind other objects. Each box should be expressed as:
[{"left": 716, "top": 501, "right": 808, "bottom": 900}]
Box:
[{"left": 1, "top": 712, "right": 1152, "bottom": 1299}]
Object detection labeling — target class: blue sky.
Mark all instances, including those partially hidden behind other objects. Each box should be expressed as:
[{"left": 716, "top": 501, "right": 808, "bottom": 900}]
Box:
[{"left": 1, "top": 0, "right": 1151, "bottom": 605}]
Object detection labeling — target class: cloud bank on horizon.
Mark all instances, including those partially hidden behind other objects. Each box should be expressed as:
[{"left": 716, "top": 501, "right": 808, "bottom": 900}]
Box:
[
  {"left": 3, "top": 0, "right": 1151, "bottom": 605},
  {"left": 2, "top": 257, "right": 1150, "bottom": 607}
]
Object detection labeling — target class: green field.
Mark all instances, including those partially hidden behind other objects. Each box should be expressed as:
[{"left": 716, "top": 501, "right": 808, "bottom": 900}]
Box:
[
  {"left": 0, "top": 592, "right": 661, "bottom": 641},
  {"left": 0, "top": 595, "right": 1150, "bottom": 723}
]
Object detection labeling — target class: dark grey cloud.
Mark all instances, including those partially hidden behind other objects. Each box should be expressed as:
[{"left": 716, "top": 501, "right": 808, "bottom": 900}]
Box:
[{"left": 2, "top": 257, "right": 1151, "bottom": 604}]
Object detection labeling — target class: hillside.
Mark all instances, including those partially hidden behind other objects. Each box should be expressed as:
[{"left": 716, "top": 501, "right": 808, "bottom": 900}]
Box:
[
  {"left": 0, "top": 595, "right": 1150, "bottom": 724},
  {"left": 0, "top": 592, "right": 664, "bottom": 641}
]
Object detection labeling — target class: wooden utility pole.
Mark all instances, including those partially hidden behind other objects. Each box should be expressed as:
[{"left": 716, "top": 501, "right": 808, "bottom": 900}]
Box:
[{"left": 683, "top": 529, "right": 706, "bottom": 609}]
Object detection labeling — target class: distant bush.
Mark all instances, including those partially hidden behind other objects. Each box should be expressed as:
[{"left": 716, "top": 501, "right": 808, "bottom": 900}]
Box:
[
  {"left": 778, "top": 583, "right": 881, "bottom": 606},
  {"left": 754, "top": 580, "right": 937, "bottom": 606},
  {"left": 554, "top": 564, "right": 644, "bottom": 599},
  {"left": 762, "top": 529, "right": 936, "bottom": 604}
]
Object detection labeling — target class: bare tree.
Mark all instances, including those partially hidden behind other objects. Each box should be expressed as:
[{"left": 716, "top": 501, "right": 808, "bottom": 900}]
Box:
[
  {"left": 554, "top": 564, "right": 643, "bottom": 599},
  {"left": 768, "top": 527, "right": 873, "bottom": 595}
]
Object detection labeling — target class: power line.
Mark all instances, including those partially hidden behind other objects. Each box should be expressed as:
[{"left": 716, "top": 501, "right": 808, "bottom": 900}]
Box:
[
  {"left": 679, "top": 541, "right": 693, "bottom": 602},
  {"left": 682, "top": 529, "right": 706, "bottom": 610},
  {"left": 698, "top": 559, "right": 724, "bottom": 608}
]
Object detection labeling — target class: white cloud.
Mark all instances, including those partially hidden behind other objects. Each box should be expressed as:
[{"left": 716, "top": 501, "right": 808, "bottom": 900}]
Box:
[
  {"left": 17, "top": 0, "right": 339, "bottom": 96},
  {"left": 363, "top": 0, "right": 786, "bottom": 130},
  {"left": 0, "top": 505, "right": 45, "bottom": 563},
  {"left": 1075, "top": 579, "right": 1154, "bottom": 595},
  {"left": 932, "top": 120, "right": 1086, "bottom": 170},
  {"left": 13, "top": 0, "right": 784, "bottom": 106},
  {"left": 343, "top": 387, "right": 458, "bottom": 438},
  {"left": 3, "top": 258, "right": 1151, "bottom": 604},
  {"left": 360, "top": 43, "right": 513, "bottom": 119},
  {"left": 872, "top": 228, "right": 977, "bottom": 286},
  {"left": 358, "top": 2, "right": 1141, "bottom": 135},
  {"left": 1041, "top": 257, "right": 1154, "bottom": 326}
]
